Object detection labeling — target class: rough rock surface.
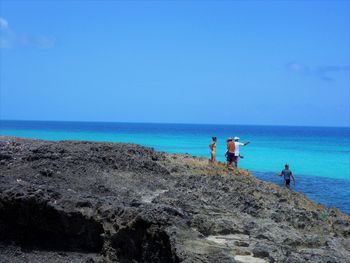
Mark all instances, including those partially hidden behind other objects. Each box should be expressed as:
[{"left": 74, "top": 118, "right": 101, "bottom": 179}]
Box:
[{"left": 0, "top": 136, "right": 349, "bottom": 263}]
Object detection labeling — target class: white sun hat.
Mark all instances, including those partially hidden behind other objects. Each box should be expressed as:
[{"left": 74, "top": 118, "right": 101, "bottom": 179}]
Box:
[{"left": 234, "top": 136, "right": 240, "bottom": 140}]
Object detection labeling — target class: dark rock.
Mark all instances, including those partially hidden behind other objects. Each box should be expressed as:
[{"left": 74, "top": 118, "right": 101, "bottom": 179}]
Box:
[
  {"left": 76, "top": 200, "right": 93, "bottom": 208},
  {"left": 234, "top": 241, "right": 249, "bottom": 247},
  {"left": 0, "top": 153, "right": 12, "bottom": 160},
  {"left": 0, "top": 136, "right": 349, "bottom": 263},
  {"left": 252, "top": 246, "right": 270, "bottom": 258},
  {"left": 39, "top": 168, "right": 54, "bottom": 177}
]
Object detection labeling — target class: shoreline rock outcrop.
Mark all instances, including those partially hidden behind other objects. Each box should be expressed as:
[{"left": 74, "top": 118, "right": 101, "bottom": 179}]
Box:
[{"left": 0, "top": 136, "right": 349, "bottom": 263}]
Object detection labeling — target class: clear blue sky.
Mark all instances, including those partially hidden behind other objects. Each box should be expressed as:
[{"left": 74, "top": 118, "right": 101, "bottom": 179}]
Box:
[{"left": 1, "top": 1, "right": 349, "bottom": 126}]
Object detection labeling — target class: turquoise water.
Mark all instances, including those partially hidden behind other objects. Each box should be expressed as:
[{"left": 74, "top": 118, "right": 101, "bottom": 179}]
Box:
[{"left": 1, "top": 120, "right": 349, "bottom": 213}]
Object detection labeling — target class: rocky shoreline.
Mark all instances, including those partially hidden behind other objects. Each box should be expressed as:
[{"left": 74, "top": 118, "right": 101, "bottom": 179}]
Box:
[{"left": 0, "top": 136, "right": 349, "bottom": 263}]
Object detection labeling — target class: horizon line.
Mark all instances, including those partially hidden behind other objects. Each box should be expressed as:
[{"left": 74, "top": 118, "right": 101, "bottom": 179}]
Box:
[{"left": 1, "top": 118, "right": 349, "bottom": 129}]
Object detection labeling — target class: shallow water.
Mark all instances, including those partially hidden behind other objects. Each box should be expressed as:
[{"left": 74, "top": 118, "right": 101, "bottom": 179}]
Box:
[
  {"left": 1, "top": 120, "right": 349, "bottom": 214},
  {"left": 254, "top": 171, "right": 350, "bottom": 214}
]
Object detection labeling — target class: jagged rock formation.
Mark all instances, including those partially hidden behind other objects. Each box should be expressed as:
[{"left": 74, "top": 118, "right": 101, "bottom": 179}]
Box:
[{"left": 0, "top": 136, "right": 349, "bottom": 263}]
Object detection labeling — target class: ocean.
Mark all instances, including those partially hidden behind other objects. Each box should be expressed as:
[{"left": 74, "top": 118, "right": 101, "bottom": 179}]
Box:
[{"left": 1, "top": 120, "right": 349, "bottom": 214}]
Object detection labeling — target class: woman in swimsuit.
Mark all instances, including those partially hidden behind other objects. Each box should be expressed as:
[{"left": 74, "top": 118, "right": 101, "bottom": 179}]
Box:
[{"left": 209, "top": 137, "right": 217, "bottom": 165}]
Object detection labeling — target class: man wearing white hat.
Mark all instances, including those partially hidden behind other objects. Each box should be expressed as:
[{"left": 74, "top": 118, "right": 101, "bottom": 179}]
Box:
[{"left": 233, "top": 137, "right": 250, "bottom": 168}]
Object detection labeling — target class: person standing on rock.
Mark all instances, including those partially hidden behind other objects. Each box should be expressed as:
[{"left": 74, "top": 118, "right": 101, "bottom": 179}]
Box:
[
  {"left": 278, "top": 164, "right": 296, "bottom": 189},
  {"left": 226, "top": 137, "right": 235, "bottom": 167},
  {"left": 209, "top": 137, "right": 217, "bottom": 165},
  {"left": 233, "top": 137, "right": 250, "bottom": 168}
]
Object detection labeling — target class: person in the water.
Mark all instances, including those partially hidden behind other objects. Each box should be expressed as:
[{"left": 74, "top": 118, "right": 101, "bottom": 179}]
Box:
[
  {"left": 278, "top": 164, "right": 296, "bottom": 188},
  {"left": 209, "top": 137, "right": 217, "bottom": 165}
]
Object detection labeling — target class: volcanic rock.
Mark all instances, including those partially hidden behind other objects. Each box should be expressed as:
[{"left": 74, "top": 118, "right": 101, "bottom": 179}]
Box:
[{"left": 0, "top": 136, "right": 349, "bottom": 263}]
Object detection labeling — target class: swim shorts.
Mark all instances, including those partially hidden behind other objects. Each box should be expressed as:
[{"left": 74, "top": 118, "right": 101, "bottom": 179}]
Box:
[
  {"left": 285, "top": 179, "right": 291, "bottom": 186},
  {"left": 226, "top": 152, "right": 235, "bottom": 162}
]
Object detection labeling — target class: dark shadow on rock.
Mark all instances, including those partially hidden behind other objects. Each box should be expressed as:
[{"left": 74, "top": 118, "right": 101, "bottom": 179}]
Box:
[
  {"left": 112, "top": 217, "right": 179, "bottom": 263},
  {"left": 0, "top": 196, "right": 104, "bottom": 252}
]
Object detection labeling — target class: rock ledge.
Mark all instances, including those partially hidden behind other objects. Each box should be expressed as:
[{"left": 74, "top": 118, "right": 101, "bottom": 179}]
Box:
[{"left": 0, "top": 136, "right": 349, "bottom": 263}]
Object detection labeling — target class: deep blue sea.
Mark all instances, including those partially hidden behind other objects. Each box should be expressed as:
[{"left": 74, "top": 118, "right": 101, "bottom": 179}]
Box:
[{"left": 1, "top": 120, "right": 349, "bottom": 214}]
